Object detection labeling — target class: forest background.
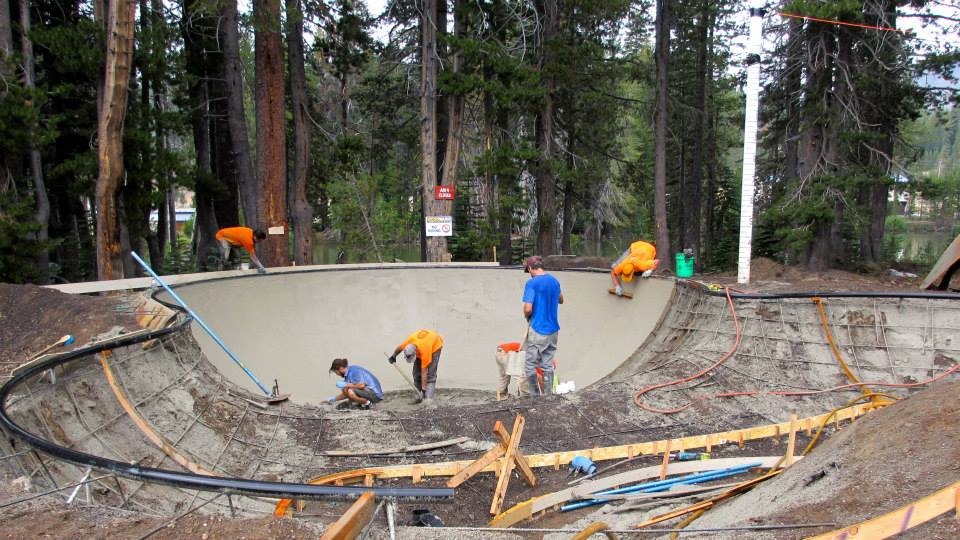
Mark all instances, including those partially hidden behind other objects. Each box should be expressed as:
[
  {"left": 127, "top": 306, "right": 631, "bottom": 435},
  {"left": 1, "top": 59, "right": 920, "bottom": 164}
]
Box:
[{"left": 0, "top": 0, "right": 958, "bottom": 284}]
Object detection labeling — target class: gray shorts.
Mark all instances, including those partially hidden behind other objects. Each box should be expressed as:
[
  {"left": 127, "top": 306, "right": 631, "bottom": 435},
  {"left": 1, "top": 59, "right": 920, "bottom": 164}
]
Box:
[{"left": 353, "top": 387, "right": 382, "bottom": 403}]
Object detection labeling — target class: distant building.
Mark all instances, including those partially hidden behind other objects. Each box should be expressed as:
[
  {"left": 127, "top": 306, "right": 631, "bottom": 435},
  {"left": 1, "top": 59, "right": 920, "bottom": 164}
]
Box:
[{"left": 149, "top": 208, "right": 195, "bottom": 235}]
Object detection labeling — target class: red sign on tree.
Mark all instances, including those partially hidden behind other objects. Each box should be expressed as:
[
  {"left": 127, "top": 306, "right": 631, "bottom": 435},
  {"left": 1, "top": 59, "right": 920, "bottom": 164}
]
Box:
[{"left": 435, "top": 185, "right": 456, "bottom": 200}]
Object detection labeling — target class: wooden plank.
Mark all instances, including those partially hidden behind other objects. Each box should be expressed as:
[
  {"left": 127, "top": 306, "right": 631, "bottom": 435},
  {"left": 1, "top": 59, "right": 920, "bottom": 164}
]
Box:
[
  {"left": 493, "top": 421, "right": 536, "bottom": 487},
  {"left": 446, "top": 444, "right": 505, "bottom": 488},
  {"left": 99, "top": 352, "right": 214, "bottom": 477},
  {"left": 487, "top": 456, "right": 800, "bottom": 529},
  {"left": 320, "top": 492, "right": 376, "bottom": 540},
  {"left": 785, "top": 414, "right": 798, "bottom": 467},
  {"left": 352, "top": 403, "right": 875, "bottom": 481},
  {"left": 322, "top": 436, "right": 471, "bottom": 457},
  {"left": 805, "top": 480, "right": 960, "bottom": 540},
  {"left": 490, "top": 416, "right": 525, "bottom": 515},
  {"left": 274, "top": 469, "right": 384, "bottom": 517},
  {"left": 659, "top": 440, "right": 672, "bottom": 480}
]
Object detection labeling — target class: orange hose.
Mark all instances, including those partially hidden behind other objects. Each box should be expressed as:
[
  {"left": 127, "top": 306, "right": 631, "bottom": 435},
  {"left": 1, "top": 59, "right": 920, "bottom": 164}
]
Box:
[
  {"left": 634, "top": 289, "right": 960, "bottom": 413},
  {"left": 634, "top": 287, "right": 743, "bottom": 413}
]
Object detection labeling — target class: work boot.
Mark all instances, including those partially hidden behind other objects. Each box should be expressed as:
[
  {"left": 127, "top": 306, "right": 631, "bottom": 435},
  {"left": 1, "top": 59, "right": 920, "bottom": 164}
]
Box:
[
  {"left": 526, "top": 374, "right": 542, "bottom": 396},
  {"left": 542, "top": 373, "right": 554, "bottom": 396},
  {"left": 409, "top": 390, "right": 425, "bottom": 405},
  {"left": 425, "top": 383, "right": 437, "bottom": 400}
]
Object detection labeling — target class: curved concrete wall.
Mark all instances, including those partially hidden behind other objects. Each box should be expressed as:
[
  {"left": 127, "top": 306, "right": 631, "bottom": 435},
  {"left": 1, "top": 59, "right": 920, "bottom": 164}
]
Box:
[{"left": 166, "top": 267, "right": 675, "bottom": 404}]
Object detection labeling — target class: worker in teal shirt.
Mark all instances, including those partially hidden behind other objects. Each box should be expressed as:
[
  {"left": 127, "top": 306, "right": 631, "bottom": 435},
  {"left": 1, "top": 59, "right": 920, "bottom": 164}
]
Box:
[{"left": 521, "top": 255, "right": 564, "bottom": 396}]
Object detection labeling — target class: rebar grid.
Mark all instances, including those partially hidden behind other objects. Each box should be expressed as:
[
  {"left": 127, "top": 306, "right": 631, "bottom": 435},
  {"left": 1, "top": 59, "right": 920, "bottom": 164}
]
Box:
[{"left": 3, "top": 287, "right": 959, "bottom": 520}]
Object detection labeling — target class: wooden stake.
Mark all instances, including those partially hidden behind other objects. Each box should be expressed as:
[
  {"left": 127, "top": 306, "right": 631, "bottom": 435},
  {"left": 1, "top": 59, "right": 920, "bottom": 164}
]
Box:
[
  {"left": 493, "top": 421, "right": 537, "bottom": 487},
  {"left": 659, "top": 440, "right": 672, "bottom": 480},
  {"left": 490, "top": 416, "right": 526, "bottom": 515},
  {"left": 446, "top": 445, "right": 505, "bottom": 488},
  {"left": 784, "top": 414, "right": 798, "bottom": 467}
]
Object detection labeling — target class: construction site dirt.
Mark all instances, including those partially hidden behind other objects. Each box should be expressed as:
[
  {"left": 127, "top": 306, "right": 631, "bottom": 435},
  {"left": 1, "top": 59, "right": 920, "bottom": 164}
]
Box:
[{"left": 0, "top": 259, "right": 957, "bottom": 539}]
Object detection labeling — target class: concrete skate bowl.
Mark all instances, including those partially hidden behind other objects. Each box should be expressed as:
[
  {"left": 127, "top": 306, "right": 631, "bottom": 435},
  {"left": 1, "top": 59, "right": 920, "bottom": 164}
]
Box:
[{"left": 2, "top": 265, "right": 959, "bottom": 525}]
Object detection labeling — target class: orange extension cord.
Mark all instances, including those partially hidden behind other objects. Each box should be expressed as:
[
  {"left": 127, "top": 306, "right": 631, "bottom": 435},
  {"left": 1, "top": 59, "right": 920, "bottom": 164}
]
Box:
[{"left": 633, "top": 288, "right": 960, "bottom": 413}]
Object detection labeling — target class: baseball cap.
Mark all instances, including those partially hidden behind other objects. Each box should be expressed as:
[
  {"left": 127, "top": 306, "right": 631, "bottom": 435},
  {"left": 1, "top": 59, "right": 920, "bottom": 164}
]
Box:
[
  {"left": 524, "top": 255, "right": 544, "bottom": 273},
  {"left": 403, "top": 343, "right": 417, "bottom": 358},
  {"left": 622, "top": 261, "right": 635, "bottom": 282}
]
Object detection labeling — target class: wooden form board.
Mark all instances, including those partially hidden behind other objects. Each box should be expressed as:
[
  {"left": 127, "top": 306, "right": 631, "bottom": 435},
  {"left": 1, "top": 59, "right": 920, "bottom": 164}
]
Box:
[
  {"left": 358, "top": 403, "right": 874, "bottom": 481},
  {"left": 805, "top": 480, "right": 960, "bottom": 539},
  {"left": 319, "top": 491, "right": 376, "bottom": 540},
  {"left": 274, "top": 469, "right": 383, "bottom": 517},
  {"left": 100, "top": 352, "right": 214, "bottom": 476}
]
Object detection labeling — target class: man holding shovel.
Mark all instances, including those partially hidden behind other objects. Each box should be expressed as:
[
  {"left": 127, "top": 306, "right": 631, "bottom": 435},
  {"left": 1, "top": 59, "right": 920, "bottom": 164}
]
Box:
[{"left": 390, "top": 329, "right": 444, "bottom": 404}]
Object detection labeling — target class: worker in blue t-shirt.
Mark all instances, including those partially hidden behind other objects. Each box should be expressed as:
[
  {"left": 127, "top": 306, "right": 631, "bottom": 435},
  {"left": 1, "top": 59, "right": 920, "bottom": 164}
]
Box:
[
  {"left": 327, "top": 358, "right": 384, "bottom": 409},
  {"left": 521, "top": 255, "right": 564, "bottom": 396}
]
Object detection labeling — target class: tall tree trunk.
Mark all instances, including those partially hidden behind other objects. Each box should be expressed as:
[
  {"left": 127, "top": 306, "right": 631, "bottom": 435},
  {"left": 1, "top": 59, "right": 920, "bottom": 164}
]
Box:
[
  {"left": 286, "top": 0, "right": 313, "bottom": 265},
  {"left": 534, "top": 0, "right": 558, "bottom": 256},
  {"left": 653, "top": 0, "right": 672, "bottom": 259},
  {"left": 440, "top": 0, "right": 465, "bottom": 189},
  {"left": 860, "top": 0, "right": 898, "bottom": 264},
  {"left": 561, "top": 179, "right": 574, "bottom": 254},
  {"left": 0, "top": 0, "right": 12, "bottom": 77},
  {"left": 254, "top": 0, "right": 288, "bottom": 267},
  {"left": 683, "top": 0, "right": 709, "bottom": 269},
  {"left": 167, "top": 188, "right": 178, "bottom": 270},
  {"left": 95, "top": 0, "right": 136, "bottom": 280},
  {"left": 20, "top": 0, "right": 50, "bottom": 279},
  {"left": 182, "top": 0, "right": 217, "bottom": 268},
  {"left": 420, "top": 0, "right": 448, "bottom": 262},
  {"left": 783, "top": 18, "right": 803, "bottom": 181},
  {"left": 222, "top": 0, "right": 258, "bottom": 227}
]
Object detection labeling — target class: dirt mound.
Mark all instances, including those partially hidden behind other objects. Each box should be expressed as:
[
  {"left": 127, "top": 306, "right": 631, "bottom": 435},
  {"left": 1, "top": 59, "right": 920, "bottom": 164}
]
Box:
[
  {"left": 0, "top": 283, "right": 140, "bottom": 377},
  {"left": 704, "top": 257, "right": 923, "bottom": 293},
  {"left": 691, "top": 380, "right": 960, "bottom": 538}
]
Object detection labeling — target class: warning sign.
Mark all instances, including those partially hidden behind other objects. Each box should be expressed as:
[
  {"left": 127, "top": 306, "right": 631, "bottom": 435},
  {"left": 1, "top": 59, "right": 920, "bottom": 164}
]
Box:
[
  {"left": 425, "top": 215, "right": 453, "bottom": 237},
  {"left": 435, "top": 185, "right": 456, "bottom": 200}
]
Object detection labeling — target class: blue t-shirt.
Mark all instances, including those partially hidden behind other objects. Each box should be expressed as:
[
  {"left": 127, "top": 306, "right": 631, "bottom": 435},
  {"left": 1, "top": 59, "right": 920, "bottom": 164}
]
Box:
[
  {"left": 522, "top": 274, "right": 562, "bottom": 335},
  {"left": 345, "top": 365, "right": 384, "bottom": 399}
]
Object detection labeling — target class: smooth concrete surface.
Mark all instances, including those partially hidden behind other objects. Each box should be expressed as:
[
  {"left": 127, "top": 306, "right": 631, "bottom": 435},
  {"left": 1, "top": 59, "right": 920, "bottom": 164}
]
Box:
[{"left": 163, "top": 267, "right": 675, "bottom": 404}]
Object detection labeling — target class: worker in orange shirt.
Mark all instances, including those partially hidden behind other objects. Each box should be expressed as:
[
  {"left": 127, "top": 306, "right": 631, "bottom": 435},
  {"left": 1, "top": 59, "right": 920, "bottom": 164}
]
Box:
[
  {"left": 390, "top": 329, "right": 443, "bottom": 403},
  {"left": 215, "top": 226, "right": 267, "bottom": 273},
  {"left": 611, "top": 240, "right": 660, "bottom": 296}
]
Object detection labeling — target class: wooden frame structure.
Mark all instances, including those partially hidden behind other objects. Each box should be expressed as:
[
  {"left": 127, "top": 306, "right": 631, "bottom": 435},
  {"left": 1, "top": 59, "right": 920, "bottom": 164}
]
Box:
[{"left": 274, "top": 403, "right": 879, "bottom": 517}]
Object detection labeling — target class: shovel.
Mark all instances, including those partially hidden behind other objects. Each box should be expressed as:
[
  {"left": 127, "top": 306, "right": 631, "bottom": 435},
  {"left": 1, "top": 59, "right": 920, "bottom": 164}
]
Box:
[{"left": 384, "top": 351, "right": 423, "bottom": 399}]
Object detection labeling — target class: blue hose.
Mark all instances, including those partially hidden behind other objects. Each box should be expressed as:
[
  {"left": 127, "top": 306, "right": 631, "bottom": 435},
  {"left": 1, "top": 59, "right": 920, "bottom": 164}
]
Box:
[
  {"left": 131, "top": 252, "right": 272, "bottom": 395},
  {"left": 560, "top": 461, "right": 761, "bottom": 512}
]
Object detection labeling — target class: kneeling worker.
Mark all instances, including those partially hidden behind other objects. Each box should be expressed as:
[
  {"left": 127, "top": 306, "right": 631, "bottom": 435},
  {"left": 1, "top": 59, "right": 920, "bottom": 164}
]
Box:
[
  {"left": 391, "top": 329, "right": 443, "bottom": 403},
  {"left": 215, "top": 226, "right": 267, "bottom": 273},
  {"left": 327, "top": 358, "right": 384, "bottom": 409},
  {"left": 611, "top": 240, "right": 660, "bottom": 296}
]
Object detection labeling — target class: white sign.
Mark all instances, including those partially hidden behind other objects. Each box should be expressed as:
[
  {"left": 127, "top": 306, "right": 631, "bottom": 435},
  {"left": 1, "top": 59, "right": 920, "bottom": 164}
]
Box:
[{"left": 425, "top": 215, "right": 453, "bottom": 237}]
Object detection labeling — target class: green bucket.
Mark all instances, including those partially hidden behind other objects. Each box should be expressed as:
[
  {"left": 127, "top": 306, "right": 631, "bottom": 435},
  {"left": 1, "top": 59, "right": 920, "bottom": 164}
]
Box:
[{"left": 675, "top": 252, "right": 695, "bottom": 278}]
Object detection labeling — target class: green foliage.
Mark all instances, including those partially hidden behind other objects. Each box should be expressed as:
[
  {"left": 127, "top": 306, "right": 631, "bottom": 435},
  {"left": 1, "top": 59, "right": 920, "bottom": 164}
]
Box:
[{"left": 0, "top": 194, "right": 54, "bottom": 284}]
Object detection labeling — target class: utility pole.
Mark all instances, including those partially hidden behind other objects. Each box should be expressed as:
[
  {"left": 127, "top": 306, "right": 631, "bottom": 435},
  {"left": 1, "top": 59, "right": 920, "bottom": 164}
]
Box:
[{"left": 737, "top": 1, "right": 764, "bottom": 284}]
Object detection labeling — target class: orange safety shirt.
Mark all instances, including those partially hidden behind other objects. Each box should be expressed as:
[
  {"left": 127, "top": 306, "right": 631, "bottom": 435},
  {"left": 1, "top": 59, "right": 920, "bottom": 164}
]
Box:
[
  {"left": 628, "top": 240, "right": 656, "bottom": 261},
  {"left": 215, "top": 227, "right": 256, "bottom": 253},
  {"left": 613, "top": 240, "right": 658, "bottom": 276},
  {"left": 398, "top": 329, "right": 444, "bottom": 368}
]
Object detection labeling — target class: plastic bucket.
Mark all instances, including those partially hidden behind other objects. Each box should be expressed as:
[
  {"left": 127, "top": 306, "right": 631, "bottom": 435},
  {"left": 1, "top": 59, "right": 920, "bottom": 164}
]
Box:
[{"left": 675, "top": 253, "right": 695, "bottom": 278}]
